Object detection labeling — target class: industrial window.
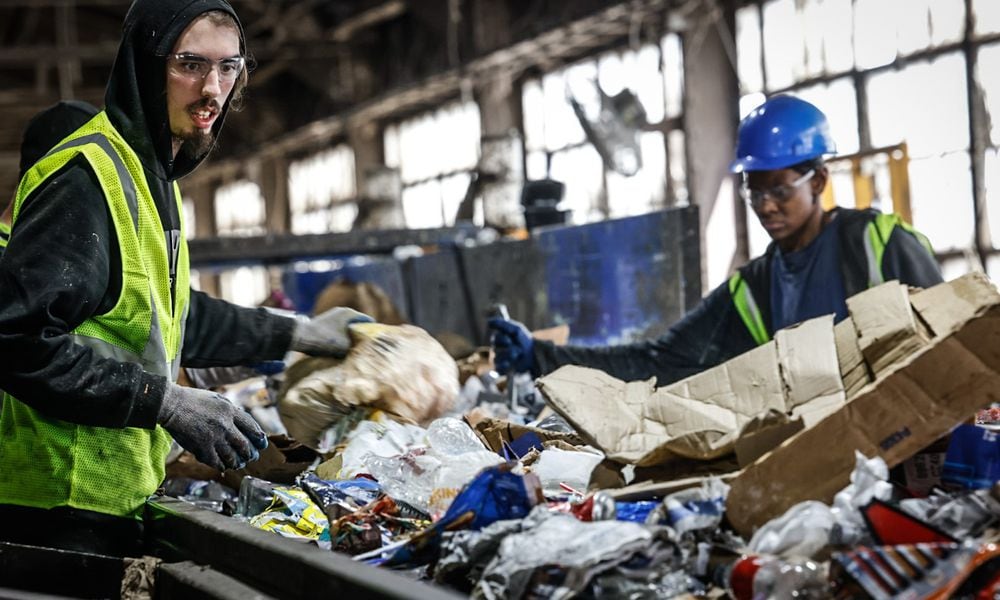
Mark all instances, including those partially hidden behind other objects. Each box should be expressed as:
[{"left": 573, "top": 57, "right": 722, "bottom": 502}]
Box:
[
  {"left": 288, "top": 145, "right": 358, "bottom": 234},
  {"left": 521, "top": 34, "right": 685, "bottom": 225},
  {"left": 182, "top": 197, "right": 196, "bottom": 238},
  {"left": 180, "top": 197, "right": 201, "bottom": 291},
  {"left": 383, "top": 101, "right": 481, "bottom": 229},
  {"left": 736, "top": 0, "right": 999, "bottom": 280},
  {"left": 214, "top": 181, "right": 269, "bottom": 306}
]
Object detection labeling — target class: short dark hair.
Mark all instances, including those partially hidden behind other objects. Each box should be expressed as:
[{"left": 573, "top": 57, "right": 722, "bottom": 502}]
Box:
[{"left": 197, "top": 10, "right": 252, "bottom": 111}]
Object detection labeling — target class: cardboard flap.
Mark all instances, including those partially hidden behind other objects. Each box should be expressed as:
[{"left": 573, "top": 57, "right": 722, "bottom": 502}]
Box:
[
  {"left": 910, "top": 272, "right": 1000, "bottom": 337},
  {"left": 834, "top": 316, "right": 870, "bottom": 398},
  {"left": 847, "top": 281, "right": 930, "bottom": 375},
  {"left": 539, "top": 340, "right": 789, "bottom": 466},
  {"left": 775, "top": 315, "right": 845, "bottom": 411}
]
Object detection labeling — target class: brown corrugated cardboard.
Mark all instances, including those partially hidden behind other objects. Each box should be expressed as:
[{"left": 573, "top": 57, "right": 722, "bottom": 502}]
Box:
[
  {"left": 726, "top": 273, "right": 1000, "bottom": 537},
  {"left": 734, "top": 410, "right": 805, "bottom": 468},
  {"left": 834, "top": 316, "right": 870, "bottom": 398},
  {"left": 537, "top": 315, "right": 842, "bottom": 466},
  {"left": 847, "top": 281, "right": 930, "bottom": 376}
]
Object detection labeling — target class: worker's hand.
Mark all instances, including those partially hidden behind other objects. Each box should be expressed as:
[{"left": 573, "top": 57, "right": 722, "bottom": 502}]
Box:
[
  {"left": 488, "top": 318, "right": 535, "bottom": 374},
  {"left": 157, "top": 383, "right": 268, "bottom": 472},
  {"left": 290, "top": 307, "right": 374, "bottom": 357}
]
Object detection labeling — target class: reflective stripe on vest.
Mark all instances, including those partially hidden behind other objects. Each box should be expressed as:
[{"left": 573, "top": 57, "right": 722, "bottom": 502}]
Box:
[
  {"left": 729, "top": 272, "right": 771, "bottom": 346},
  {"left": 864, "top": 213, "right": 933, "bottom": 288},
  {"left": 0, "top": 221, "right": 9, "bottom": 251},
  {"left": 0, "top": 111, "right": 190, "bottom": 517}
]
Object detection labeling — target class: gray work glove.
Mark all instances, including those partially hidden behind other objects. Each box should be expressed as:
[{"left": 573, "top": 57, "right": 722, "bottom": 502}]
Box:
[
  {"left": 157, "top": 383, "right": 268, "bottom": 472},
  {"left": 290, "top": 307, "right": 374, "bottom": 357}
]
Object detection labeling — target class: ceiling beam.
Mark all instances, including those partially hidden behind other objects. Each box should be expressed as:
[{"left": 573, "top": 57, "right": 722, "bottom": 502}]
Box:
[
  {"left": 0, "top": 0, "right": 125, "bottom": 5},
  {"left": 330, "top": 0, "right": 407, "bottom": 42},
  {"left": 0, "top": 41, "right": 119, "bottom": 65},
  {"left": 186, "top": 0, "right": 671, "bottom": 186}
]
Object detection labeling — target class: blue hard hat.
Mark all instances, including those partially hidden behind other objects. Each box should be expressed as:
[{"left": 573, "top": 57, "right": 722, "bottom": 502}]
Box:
[{"left": 729, "top": 95, "right": 837, "bottom": 173}]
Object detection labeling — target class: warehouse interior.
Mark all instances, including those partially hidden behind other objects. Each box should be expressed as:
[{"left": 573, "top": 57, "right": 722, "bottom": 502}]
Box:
[{"left": 3, "top": 0, "right": 1000, "bottom": 597}]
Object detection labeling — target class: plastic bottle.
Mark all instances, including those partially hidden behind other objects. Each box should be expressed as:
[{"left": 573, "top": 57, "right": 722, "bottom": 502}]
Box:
[
  {"left": 234, "top": 475, "right": 277, "bottom": 519},
  {"left": 717, "top": 555, "right": 828, "bottom": 599}
]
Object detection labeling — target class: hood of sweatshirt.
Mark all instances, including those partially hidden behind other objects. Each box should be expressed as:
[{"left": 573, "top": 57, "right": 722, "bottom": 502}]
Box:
[{"left": 104, "top": 0, "right": 245, "bottom": 182}]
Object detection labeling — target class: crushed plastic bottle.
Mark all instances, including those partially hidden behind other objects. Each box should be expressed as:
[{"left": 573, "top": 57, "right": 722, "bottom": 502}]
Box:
[
  {"left": 717, "top": 555, "right": 828, "bottom": 600},
  {"left": 234, "top": 476, "right": 278, "bottom": 519}
]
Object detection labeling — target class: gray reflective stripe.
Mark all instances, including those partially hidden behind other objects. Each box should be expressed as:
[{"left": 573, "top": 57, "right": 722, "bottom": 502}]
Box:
[
  {"left": 48, "top": 134, "right": 140, "bottom": 233},
  {"left": 863, "top": 226, "right": 883, "bottom": 287},
  {"left": 66, "top": 288, "right": 182, "bottom": 381},
  {"left": 70, "top": 333, "right": 169, "bottom": 379}
]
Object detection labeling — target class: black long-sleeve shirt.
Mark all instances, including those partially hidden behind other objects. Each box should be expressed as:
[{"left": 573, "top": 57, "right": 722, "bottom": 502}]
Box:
[{"left": 0, "top": 157, "right": 294, "bottom": 430}]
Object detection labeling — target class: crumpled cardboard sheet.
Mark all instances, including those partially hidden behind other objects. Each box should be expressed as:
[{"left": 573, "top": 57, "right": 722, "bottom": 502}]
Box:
[
  {"left": 726, "top": 273, "right": 1000, "bottom": 536},
  {"left": 537, "top": 314, "right": 845, "bottom": 466}
]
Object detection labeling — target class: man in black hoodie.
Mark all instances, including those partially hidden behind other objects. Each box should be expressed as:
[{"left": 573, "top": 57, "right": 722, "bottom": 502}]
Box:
[{"left": 0, "top": 0, "right": 369, "bottom": 556}]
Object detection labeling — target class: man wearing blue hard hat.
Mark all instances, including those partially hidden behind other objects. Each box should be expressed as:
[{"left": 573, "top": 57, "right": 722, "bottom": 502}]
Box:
[{"left": 490, "top": 95, "right": 942, "bottom": 386}]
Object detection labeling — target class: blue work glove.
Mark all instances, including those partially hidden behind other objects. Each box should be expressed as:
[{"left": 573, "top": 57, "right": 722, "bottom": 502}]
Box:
[
  {"left": 158, "top": 383, "right": 268, "bottom": 472},
  {"left": 290, "top": 307, "right": 374, "bottom": 357},
  {"left": 488, "top": 318, "right": 535, "bottom": 374}
]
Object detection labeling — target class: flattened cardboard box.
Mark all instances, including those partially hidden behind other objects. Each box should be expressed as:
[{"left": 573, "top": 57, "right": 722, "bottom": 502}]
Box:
[
  {"left": 726, "top": 273, "right": 1000, "bottom": 537},
  {"left": 537, "top": 315, "right": 843, "bottom": 466}
]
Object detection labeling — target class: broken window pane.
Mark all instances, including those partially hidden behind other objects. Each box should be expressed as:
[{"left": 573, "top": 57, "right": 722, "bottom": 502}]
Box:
[
  {"left": 383, "top": 123, "right": 400, "bottom": 168},
  {"left": 521, "top": 79, "right": 546, "bottom": 152},
  {"left": 979, "top": 43, "right": 1000, "bottom": 147},
  {"left": 550, "top": 144, "right": 604, "bottom": 224},
  {"left": 607, "top": 131, "right": 666, "bottom": 218},
  {"left": 440, "top": 173, "right": 472, "bottom": 226},
  {"left": 630, "top": 45, "right": 666, "bottom": 123},
  {"left": 401, "top": 179, "right": 444, "bottom": 229},
  {"left": 289, "top": 145, "right": 357, "bottom": 234},
  {"left": 794, "top": 77, "right": 860, "bottom": 155},
  {"left": 567, "top": 60, "right": 601, "bottom": 126},
  {"left": 855, "top": 0, "right": 900, "bottom": 69},
  {"left": 762, "top": 0, "right": 806, "bottom": 89},
  {"left": 542, "top": 69, "right": 586, "bottom": 151},
  {"left": 986, "top": 149, "right": 1000, "bottom": 249},
  {"left": 757, "top": 0, "right": 854, "bottom": 89},
  {"left": 898, "top": 0, "right": 964, "bottom": 55},
  {"left": 662, "top": 33, "right": 684, "bottom": 118},
  {"left": 396, "top": 101, "right": 480, "bottom": 184},
  {"left": 220, "top": 266, "right": 269, "bottom": 308},
  {"left": 736, "top": 6, "right": 763, "bottom": 93},
  {"left": 819, "top": 0, "right": 854, "bottom": 73},
  {"left": 939, "top": 256, "right": 976, "bottom": 281},
  {"left": 526, "top": 150, "right": 548, "bottom": 181},
  {"left": 826, "top": 159, "right": 857, "bottom": 209},
  {"left": 975, "top": 0, "right": 1000, "bottom": 35},
  {"left": 215, "top": 180, "right": 266, "bottom": 236},
  {"left": 182, "top": 197, "right": 196, "bottom": 238},
  {"left": 388, "top": 102, "right": 480, "bottom": 229},
  {"left": 867, "top": 53, "right": 969, "bottom": 157},
  {"left": 926, "top": 0, "right": 965, "bottom": 46},
  {"left": 909, "top": 151, "right": 974, "bottom": 251}
]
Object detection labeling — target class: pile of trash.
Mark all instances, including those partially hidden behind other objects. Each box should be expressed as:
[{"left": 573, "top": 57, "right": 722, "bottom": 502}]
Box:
[{"left": 160, "top": 274, "right": 1000, "bottom": 598}]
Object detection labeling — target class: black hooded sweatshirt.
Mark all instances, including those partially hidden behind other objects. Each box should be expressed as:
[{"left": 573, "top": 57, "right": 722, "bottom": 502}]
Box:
[{"left": 0, "top": 0, "right": 295, "bottom": 429}]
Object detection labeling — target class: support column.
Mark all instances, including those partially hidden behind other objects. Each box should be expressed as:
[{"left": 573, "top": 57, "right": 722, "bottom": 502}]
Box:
[
  {"left": 474, "top": 75, "right": 524, "bottom": 229},
  {"left": 259, "top": 156, "right": 290, "bottom": 234},
  {"left": 347, "top": 119, "right": 391, "bottom": 229},
  {"left": 682, "top": 2, "right": 741, "bottom": 291}
]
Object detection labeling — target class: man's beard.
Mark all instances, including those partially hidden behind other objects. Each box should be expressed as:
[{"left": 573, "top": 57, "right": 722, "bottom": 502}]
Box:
[{"left": 174, "top": 129, "right": 215, "bottom": 162}]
